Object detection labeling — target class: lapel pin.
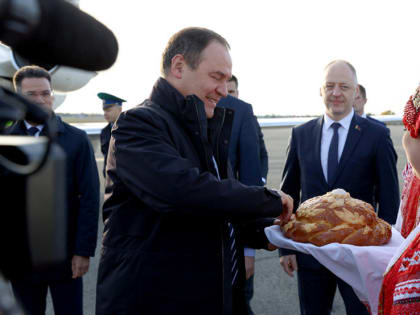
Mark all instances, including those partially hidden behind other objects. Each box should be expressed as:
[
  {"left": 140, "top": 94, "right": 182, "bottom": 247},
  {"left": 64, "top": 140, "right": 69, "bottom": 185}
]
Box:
[{"left": 355, "top": 125, "right": 361, "bottom": 131}]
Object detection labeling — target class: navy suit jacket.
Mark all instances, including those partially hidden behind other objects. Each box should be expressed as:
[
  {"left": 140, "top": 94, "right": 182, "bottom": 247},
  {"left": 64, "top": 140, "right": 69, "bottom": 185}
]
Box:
[
  {"left": 255, "top": 117, "right": 269, "bottom": 180},
  {"left": 279, "top": 114, "right": 399, "bottom": 267},
  {"left": 217, "top": 95, "right": 263, "bottom": 186},
  {"left": 366, "top": 115, "right": 386, "bottom": 127}
]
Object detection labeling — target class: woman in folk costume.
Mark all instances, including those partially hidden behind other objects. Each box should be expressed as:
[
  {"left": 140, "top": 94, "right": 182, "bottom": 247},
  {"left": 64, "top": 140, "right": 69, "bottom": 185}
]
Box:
[{"left": 378, "top": 86, "right": 420, "bottom": 314}]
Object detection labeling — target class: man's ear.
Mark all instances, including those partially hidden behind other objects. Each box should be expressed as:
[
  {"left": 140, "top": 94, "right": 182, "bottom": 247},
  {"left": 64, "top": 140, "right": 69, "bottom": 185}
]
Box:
[{"left": 170, "top": 54, "right": 185, "bottom": 79}]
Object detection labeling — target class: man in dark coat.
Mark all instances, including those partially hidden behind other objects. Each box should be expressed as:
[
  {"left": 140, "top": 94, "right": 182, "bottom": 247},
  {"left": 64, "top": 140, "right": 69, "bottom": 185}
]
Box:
[
  {"left": 219, "top": 74, "right": 269, "bottom": 315},
  {"left": 353, "top": 84, "right": 386, "bottom": 126},
  {"left": 9, "top": 65, "right": 100, "bottom": 315},
  {"left": 225, "top": 75, "right": 269, "bottom": 184},
  {"left": 96, "top": 27, "right": 293, "bottom": 315},
  {"left": 279, "top": 60, "right": 399, "bottom": 315},
  {"left": 98, "top": 92, "right": 125, "bottom": 177}
]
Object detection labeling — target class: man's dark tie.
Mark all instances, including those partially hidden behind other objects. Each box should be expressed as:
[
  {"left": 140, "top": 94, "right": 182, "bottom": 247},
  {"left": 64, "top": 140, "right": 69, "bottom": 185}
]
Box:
[
  {"left": 328, "top": 122, "right": 341, "bottom": 184},
  {"left": 228, "top": 222, "right": 239, "bottom": 285},
  {"left": 27, "top": 127, "right": 39, "bottom": 136},
  {"left": 211, "top": 156, "right": 239, "bottom": 286}
]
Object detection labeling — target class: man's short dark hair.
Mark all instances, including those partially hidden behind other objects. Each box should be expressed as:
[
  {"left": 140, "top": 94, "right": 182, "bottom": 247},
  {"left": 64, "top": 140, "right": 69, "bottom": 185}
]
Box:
[
  {"left": 161, "top": 27, "right": 230, "bottom": 77},
  {"left": 358, "top": 84, "right": 366, "bottom": 99},
  {"left": 13, "top": 65, "right": 51, "bottom": 92},
  {"left": 229, "top": 75, "right": 238, "bottom": 89}
]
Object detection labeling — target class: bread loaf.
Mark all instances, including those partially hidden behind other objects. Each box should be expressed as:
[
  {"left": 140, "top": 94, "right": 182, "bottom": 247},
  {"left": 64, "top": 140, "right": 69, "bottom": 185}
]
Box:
[{"left": 281, "top": 189, "right": 391, "bottom": 246}]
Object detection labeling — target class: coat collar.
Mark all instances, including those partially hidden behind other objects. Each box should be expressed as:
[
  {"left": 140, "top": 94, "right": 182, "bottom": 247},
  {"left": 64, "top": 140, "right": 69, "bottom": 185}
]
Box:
[
  {"left": 9, "top": 113, "right": 65, "bottom": 135},
  {"left": 148, "top": 78, "right": 232, "bottom": 177},
  {"left": 149, "top": 77, "right": 227, "bottom": 140}
]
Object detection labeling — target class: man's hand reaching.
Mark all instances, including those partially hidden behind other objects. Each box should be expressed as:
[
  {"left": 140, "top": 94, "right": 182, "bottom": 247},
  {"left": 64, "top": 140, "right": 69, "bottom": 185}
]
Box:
[{"left": 276, "top": 190, "right": 293, "bottom": 225}]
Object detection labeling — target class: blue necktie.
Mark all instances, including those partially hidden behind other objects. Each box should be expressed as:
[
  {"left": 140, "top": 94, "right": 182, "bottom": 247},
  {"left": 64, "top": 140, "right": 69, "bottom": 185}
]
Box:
[
  {"left": 27, "top": 127, "right": 39, "bottom": 136},
  {"left": 228, "top": 222, "right": 239, "bottom": 285},
  {"left": 328, "top": 122, "right": 341, "bottom": 185}
]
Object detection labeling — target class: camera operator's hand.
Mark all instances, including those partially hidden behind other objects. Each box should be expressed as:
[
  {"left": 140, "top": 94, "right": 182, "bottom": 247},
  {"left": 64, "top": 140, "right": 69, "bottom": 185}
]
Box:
[{"left": 72, "top": 255, "right": 90, "bottom": 279}]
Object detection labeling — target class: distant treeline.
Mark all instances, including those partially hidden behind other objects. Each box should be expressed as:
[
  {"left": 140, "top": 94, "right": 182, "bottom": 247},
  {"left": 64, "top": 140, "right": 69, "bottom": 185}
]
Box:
[
  {"left": 257, "top": 110, "right": 396, "bottom": 118},
  {"left": 60, "top": 112, "right": 321, "bottom": 123},
  {"left": 59, "top": 111, "right": 396, "bottom": 123},
  {"left": 256, "top": 114, "right": 318, "bottom": 118},
  {"left": 59, "top": 113, "right": 104, "bottom": 123}
]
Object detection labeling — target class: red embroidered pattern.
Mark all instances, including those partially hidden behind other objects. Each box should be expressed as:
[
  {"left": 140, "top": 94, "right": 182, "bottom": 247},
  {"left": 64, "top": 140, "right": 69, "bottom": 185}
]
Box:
[
  {"left": 378, "top": 234, "right": 420, "bottom": 314},
  {"left": 403, "top": 94, "right": 420, "bottom": 139},
  {"left": 400, "top": 164, "right": 420, "bottom": 238}
]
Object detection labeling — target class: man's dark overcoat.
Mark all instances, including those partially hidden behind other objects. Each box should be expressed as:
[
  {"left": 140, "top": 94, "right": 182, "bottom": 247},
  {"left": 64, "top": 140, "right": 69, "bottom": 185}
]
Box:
[{"left": 96, "top": 78, "right": 284, "bottom": 315}]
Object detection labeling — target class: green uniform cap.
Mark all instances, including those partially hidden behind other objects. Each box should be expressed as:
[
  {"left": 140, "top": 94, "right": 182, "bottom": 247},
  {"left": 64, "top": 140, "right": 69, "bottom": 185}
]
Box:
[{"left": 98, "top": 92, "right": 126, "bottom": 109}]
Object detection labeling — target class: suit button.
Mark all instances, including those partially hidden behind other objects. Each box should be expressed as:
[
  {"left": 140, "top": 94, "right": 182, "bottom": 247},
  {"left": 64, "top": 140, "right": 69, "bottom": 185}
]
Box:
[{"left": 224, "top": 140, "right": 228, "bottom": 144}]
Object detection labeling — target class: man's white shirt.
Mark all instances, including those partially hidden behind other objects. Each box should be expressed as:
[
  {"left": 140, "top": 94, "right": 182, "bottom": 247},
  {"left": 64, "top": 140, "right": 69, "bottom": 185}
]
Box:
[
  {"left": 23, "top": 120, "right": 44, "bottom": 137},
  {"left": 320, "top": 109, "right": 354, "bottom": 183}
]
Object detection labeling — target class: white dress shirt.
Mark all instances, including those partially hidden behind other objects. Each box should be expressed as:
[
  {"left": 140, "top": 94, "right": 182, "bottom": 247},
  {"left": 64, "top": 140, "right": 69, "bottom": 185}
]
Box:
[
  {"left": 320, "top": 109, "right": 354, "bottom": 182},
  {"left": 24, "top": 120, "right": 44, "bottom": 137}
]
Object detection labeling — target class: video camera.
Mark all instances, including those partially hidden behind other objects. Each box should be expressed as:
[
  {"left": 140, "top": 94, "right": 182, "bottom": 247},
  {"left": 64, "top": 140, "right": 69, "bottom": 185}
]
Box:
[
  {"left": 0, "top": 87, "right": 67, "bottom": 280},
  {"left": 0, "top": 0, "right": 118, "bottom": 279}
]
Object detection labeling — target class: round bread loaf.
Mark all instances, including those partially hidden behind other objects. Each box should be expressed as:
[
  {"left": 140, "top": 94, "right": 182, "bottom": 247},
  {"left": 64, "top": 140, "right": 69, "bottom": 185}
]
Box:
[{"left": 281, "top": 189, "right": 391, "bottom": 246}]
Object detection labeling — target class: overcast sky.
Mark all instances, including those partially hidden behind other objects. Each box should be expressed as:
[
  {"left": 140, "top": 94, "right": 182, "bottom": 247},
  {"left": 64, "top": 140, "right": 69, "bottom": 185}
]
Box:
[{"left": 56, "top": 0, "right": 420, "bottom": 117}]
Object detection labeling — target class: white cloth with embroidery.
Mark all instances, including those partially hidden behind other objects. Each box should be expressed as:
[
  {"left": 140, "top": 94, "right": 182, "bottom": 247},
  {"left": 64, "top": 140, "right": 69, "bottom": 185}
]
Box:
[{"left": 266, "top": 226, "right": 404, "bottom": 315}]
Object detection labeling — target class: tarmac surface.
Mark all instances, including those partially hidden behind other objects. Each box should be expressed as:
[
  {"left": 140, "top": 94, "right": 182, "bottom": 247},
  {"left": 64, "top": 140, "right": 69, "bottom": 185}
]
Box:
[{"left": 42, "top": 124, "right": 406, "bottom": 315}]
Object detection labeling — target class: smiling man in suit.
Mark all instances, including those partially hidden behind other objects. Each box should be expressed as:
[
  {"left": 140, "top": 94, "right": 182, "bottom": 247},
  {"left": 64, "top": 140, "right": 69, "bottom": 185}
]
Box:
[{"left": 279, "top": 60, "right": 399, "bottom": 315}]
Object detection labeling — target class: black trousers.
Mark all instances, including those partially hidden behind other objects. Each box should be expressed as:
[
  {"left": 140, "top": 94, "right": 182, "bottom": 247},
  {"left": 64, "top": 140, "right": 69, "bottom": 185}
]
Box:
[
  {"left": 297, "top": 265, "right": 369, "bottom": 315},
  {"left": 244, "top": 275, "right": 254, "bottom": 315},
  {"left": 11, "top": 277, "right": 83, "bottom": 315}
]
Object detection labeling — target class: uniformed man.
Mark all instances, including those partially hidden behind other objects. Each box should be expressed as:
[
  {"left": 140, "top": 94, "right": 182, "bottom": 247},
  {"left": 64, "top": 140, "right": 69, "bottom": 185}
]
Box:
[{"left": 98, "top": 92, "right": 126, "bottom": 177}]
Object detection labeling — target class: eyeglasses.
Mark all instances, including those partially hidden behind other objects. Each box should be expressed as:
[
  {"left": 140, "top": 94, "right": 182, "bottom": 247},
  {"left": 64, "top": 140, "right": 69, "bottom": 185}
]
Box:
[{"left": 23, "top": 91, "right": 53, "bottom": 99}]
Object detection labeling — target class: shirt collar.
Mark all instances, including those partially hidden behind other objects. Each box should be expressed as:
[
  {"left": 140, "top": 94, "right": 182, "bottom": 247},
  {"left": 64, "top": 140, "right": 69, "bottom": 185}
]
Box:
[
  {"left": 323, "top": 109, "right": 354, "bottom": 131},
  {"left": 23, "top": 120, "right": 44, "bottom": 131}
]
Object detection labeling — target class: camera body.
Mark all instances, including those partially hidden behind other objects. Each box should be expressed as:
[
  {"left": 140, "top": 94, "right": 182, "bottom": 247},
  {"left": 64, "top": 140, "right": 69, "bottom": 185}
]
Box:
[{"left": 0, "top": 135, "right": 67, "bottom": 279}]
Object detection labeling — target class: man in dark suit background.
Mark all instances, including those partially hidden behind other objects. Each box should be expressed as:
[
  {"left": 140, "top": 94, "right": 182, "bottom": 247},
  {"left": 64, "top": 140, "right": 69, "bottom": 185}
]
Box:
[
  {"left": 279, "top": 60, "right": 399, "bottom": 315},
  {"left": 226, "top": 75, "right": 269, "bottom": 183},
  {"left": 98, "top": 92, "right": 125, "bottom": 178},
  {"left": 9, "top": 65, "right": 100, "bottom": 315},
  {"left": 354, "top": 84, "right": 395, "bottom": 211},
  {"left": 219, "top": 74, "right": 269, "bottom": 315},
  {"left": 353, "top": 84, "right": 386, "bottom": 126}
]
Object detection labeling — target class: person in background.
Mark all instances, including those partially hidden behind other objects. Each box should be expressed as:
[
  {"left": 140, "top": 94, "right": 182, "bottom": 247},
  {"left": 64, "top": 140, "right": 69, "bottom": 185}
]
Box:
[
  {"left": 353, "top": 84, "right": 386, "bottom": 126},
  {"left": 9, "top": 65, "right": 99, "bottom": 315},
  {"left": 279, "top": 60, "right": 399, "bottom": 315},
  {"left": 220, "top": 74, "right": 269, "bottom": 315},
  {"left": 98, "top": 92, "right": 126, "bottom": 178},
  {"left": 353, "top": 84, "right": 397, "bottom": 212},
  {"left": 227, "top": 75, "right": 269, "bottom": 184}
]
